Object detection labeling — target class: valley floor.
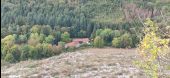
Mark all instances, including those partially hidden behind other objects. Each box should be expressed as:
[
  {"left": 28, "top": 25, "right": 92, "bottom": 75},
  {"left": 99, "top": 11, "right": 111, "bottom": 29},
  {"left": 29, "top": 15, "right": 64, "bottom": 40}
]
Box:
[{"left": 1, "top": 48, "right": 170, "bottom": 78}]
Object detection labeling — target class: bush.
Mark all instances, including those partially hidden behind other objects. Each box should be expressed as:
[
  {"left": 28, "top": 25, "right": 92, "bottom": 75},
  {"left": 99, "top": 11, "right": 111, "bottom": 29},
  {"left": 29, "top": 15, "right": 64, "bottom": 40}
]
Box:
[
  {"left": 131, "top": 34, "right": 140, "bottom": 47},
  {"left": 94, "top": 36, "right": 104, "bottom": 48},
  {"left": 1, "top": 46, "right": 8, "bottom": 59},
  {"left": 30, "top": 25, "right": 41, "bottom": 33},
  {"left": 58, "top": 41, "right": 65, "bottom": 49},
  {"left": 112, "top": 33, "right": 133, "bottom": 48},
  {"left": 113, "top": 30, "right": 121, "bottom": 37},
  {"left": 4, "top": 53, "right": 15, "bottom": 63},
  {"left": 10, "top": 45, "right": 20, "bottom": 61},
  {"left": 120, "top": 33, "right": 133, "bottom": 48},
  {"left": 41, "top": 43, "right": 53, "bottom": 58},
  {"left": 95, "top": 29, "right": 103, "bottom": 36},
  {"left": 20, "top": 45, "right": 30, "bottom": 61},
  {"left": 96, "top": 29, "right": 114, "bottom": 44},
  {"left": 39, "top": 34, "right": 45, "bottom": 43},
  {"left": 51, "top": 46, "right": 62, "bottom": 55},
  {"left": 29, "top": 46, "right": 39, "bottom": 59},
  {"left": 36, "top": 44, "right": 43, "bottom": 58},
  {"left": 1, "top": 35, "right": 15, "bottom": 47},
  {"left": 112, "top": 37, "right": 121, "bottom": 48},
  {"left": 45, "top": 35, "right": 54, "bottom": 43},
  {"left": 61, "top": 32, "right": 71, "bottom": 42},
  {"left": 28, "top": 33, "right": 40, "bottom": 46},
  {"left": 18, "top": 34, "right": 27, "bottom": 43}
]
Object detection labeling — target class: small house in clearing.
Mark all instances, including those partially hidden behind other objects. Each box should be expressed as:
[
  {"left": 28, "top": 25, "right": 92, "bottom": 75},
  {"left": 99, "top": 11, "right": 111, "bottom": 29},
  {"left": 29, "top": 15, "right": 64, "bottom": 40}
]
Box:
[{"left": 65, "top": 38, "right": 90, "bottom": 48}]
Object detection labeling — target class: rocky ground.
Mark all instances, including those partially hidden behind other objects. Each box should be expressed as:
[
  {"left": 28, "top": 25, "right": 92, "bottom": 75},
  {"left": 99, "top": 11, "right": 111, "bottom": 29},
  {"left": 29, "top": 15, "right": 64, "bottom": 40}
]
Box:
[{"left": 1, "top": 48, "right": 170, "bottom": 78}]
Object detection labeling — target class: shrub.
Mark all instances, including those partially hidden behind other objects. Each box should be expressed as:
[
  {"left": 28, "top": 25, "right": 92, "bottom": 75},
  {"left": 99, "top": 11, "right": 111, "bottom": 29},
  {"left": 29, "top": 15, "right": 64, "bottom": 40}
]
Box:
[
  {"left": 30, "top": 25, "right": 41, "bottom": 33},
  {"left": 131, "top": 34, "right": 140, "bottom": 47},
  {"left": 45, "top": 35, "right": 54, "bottom": 43},
  {"left": 10, "top": 45, "right": 20, "bottom": 61},
  {"left": 20, "top": 45, "right": 30, "bottom": 61},
  {"left": 1, "top": 46, "right": 8, "bottom": 59},
  {"left": 112, "top": 33, "right": 133, "bottom": 48},
  {"left": 94, "top": 36, "right": 104, "bottom": 48},
  {"left": 61, "top": 32, "right": 71, "bottom": 42},
  {"left": 39, "top": 33, "right": 45, "bottom": 43},
  {"left": 51, "top": 46, "right": 62, "bottom": 55},
  {"left": 120, "top": 33, "right": 133, "bottom": 48},
  {"left": 29, "top": 46, "right": 39, "bottom": 59},
  {"left": 4, "top": 53, "right": 15, "bottom": 63},
  {"left": 1, "top": 34, "right": 15, "bottom": 47},
  {"left": 36, "top": 44, "right": 43, "bottom": 58},
  {"left": 58, "top": 41, "right": 65, "bottom": 49},
  {"left": 113, "top": 30, "right": 121, "bottom": 37},
  {"left": 95, "top": 29, "right": 103, "bottom": 36},
  {"left": 41, "top": 43, "right": 53, "bottom": 58},
  {"left": 28, "top": 33, "right": 40, "bottom": 46},
  {"left": 18, "top": 34, "right": 27, "bottom": 43},
  {"left": 96, "top": 29, "right": 114, "bottom": 44},
  {"left": 112, "top": 37, "right": 121, "bottom": 48}
]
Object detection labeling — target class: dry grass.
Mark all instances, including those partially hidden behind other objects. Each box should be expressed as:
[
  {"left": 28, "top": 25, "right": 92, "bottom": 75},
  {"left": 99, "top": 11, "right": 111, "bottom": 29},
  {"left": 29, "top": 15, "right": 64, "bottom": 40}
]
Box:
[{"left": 1, "top": 48, "right": 169, "bottom": 78}]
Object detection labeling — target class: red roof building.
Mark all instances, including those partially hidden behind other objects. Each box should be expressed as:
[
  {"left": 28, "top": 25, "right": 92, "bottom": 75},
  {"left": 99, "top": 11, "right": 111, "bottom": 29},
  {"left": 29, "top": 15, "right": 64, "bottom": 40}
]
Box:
[
  {"left": 72, "top": 38, "right": 90, "bottom": 43},
  {"left": 65, "top": 38, "right": 90, "bottom": 48}
]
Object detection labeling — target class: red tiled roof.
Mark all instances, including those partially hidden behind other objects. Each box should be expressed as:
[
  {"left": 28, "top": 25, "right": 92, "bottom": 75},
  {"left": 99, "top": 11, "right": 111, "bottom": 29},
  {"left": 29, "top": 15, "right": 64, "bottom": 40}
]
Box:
[
  {"left": 65, "top": 38, "right": 90, "bottom": 48},
  {"left": 72, "top": 38, "right": 89, "bottom": 42}
]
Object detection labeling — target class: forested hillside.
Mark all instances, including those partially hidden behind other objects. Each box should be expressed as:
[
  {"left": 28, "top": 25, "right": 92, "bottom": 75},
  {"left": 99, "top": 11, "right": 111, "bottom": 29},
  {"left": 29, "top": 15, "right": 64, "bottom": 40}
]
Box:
[
  {"left": 1, "top": 0, "right": 170, "bottom": 62},
  {"left": 2, "top": 0, "right": 169, "bottom": 38}
]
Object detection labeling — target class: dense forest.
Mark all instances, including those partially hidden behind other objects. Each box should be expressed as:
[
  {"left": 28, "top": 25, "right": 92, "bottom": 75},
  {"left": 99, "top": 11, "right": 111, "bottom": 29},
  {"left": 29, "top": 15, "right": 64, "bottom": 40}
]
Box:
[{"left": 1, "top": 0, "right": 170, "bottom": 62}]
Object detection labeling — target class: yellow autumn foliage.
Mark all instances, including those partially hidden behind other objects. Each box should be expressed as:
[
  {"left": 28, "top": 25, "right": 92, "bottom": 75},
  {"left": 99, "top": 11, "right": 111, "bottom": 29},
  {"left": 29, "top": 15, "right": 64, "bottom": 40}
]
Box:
[{"left": 136, "top": 18, "right": 169, "bottom": 78}]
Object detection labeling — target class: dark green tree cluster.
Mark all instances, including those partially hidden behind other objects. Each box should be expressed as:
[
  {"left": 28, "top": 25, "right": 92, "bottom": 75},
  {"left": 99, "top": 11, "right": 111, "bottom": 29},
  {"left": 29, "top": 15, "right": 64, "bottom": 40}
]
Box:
[{"left": 93, "top": 28, "right": 140, "bottom": 48}]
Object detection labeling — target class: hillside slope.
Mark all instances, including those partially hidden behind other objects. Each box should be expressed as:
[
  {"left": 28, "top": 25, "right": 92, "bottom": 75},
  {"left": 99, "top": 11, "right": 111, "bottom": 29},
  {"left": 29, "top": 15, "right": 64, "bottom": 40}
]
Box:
[{"left": 1, "top": 48, "right": 170, "bottom": 78}]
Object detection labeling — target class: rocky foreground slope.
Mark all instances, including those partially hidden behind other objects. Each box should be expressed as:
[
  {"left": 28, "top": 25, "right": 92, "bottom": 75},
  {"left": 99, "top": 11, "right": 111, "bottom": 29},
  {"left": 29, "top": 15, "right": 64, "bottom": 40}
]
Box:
[{"left": 1, "top": 48, "right": 170, "bottom": 78}]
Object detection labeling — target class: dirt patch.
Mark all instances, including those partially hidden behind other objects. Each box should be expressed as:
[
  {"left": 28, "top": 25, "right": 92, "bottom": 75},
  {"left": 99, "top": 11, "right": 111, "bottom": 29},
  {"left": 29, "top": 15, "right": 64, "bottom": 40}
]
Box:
[{"left": 1, "top": 48, "right": 170, "bottom": 78}]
